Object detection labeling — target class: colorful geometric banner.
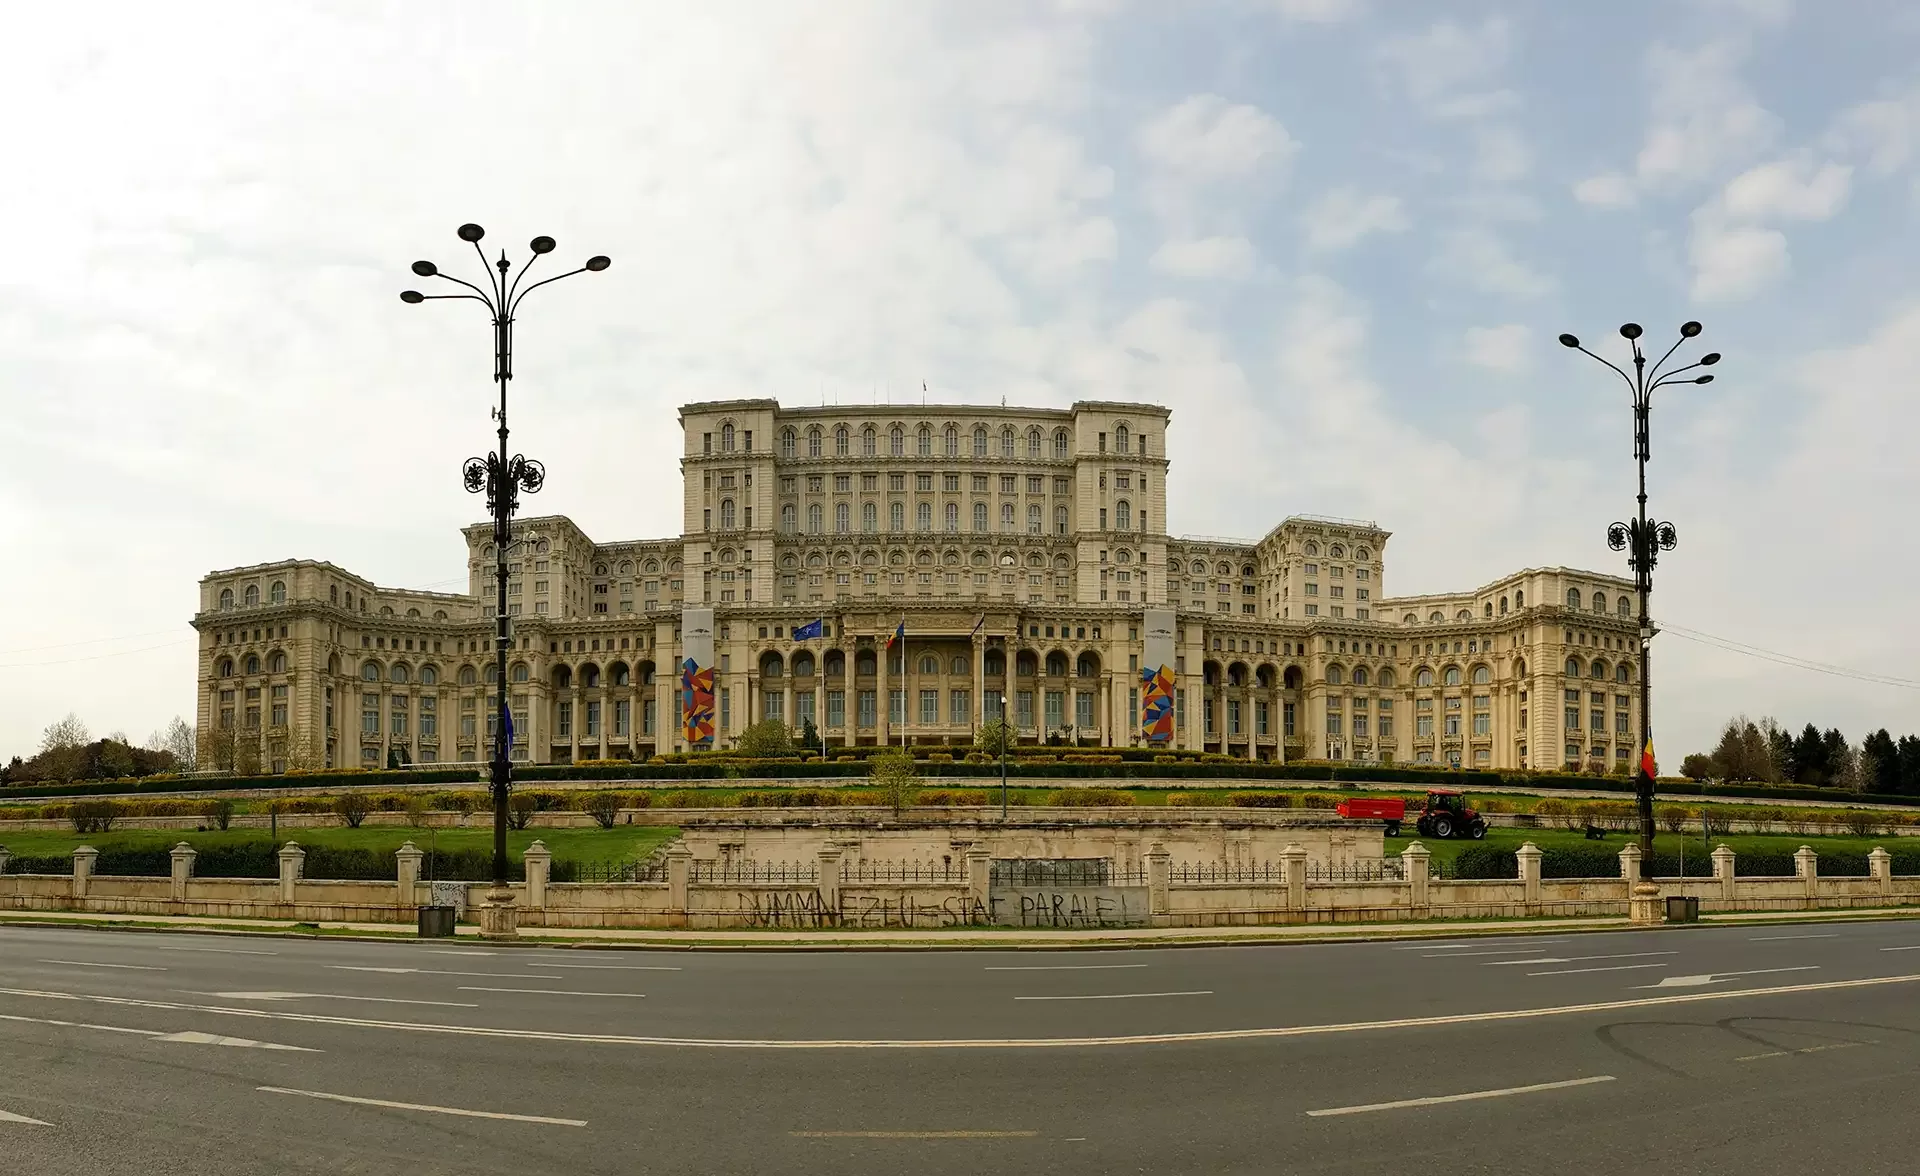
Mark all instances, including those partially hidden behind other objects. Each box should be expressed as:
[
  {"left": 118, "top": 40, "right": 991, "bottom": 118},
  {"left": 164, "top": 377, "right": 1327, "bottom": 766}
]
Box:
[
  {"left": 681, "top": 658, "right": 715, "bottom": 746},
  {"left": 1141, "top": 664, "right": 1175, "bottom": 743}
]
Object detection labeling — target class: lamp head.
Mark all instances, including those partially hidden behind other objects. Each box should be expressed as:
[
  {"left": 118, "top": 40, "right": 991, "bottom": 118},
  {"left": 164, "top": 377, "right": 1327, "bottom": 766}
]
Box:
[
  {"left": 1680, "top": 320, "right": 1703, "bottom": 338},
  {"left": 410, "top": 260, "right": 437, "bottom": 277},
  {"left": 1619, "top": 323, "right": 1643, "bottom": 341},
  {"left": 1557, "top": 333, "right": 1580, "bottom": 348},
  {"left": 400, "top": 290, "right": 425, "bottom": 304},
  {"left": 1694, "top": 374, "right": 1714, "bottom": 384},
  {"left": 585, "top": 255, "right": 612, "bottom": 272},
  {"left": 1700, "top": 352, "right": 1721, "bottom": 366},
  {"left": 457, "top": 223, "right": 486, "bottom": 243},
  {"left": 530, "top": 236, "right": 556, "bottom": 255}
]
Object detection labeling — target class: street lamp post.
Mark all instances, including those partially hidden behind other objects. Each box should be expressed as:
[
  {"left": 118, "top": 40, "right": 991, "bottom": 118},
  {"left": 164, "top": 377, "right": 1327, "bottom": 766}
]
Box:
[
  {"left": 401, "top": 224, "right": 610, "bottom": 936},
  {"left": 999, "top": 694, "right": 1011, "bottom": 819},
  {"left": 1558, "top": 322, "right": 1719, "bottom": 863}
]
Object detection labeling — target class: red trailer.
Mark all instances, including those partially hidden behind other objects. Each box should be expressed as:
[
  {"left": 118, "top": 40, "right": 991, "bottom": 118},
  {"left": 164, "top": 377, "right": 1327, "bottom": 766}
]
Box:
[{"left": 1335, "top": 796, "right": 1407, "bottom": 836}]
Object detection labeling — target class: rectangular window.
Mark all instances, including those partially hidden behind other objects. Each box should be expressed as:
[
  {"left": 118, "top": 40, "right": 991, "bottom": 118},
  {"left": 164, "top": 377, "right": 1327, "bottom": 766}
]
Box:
[
  {"left": 1017, "top": 690, "right": 1035, "bottom": 729},
  {"left": 796, "top": 690, "right": 816, "bottom": 726},
  {"left": 1204, "top": 695, "right": 1215, "bottom": 735},
  {"left": 1472, "top": 712, "right": 1490, "bottom": 736},
  {"left": 1616, "top": 711, "right": 1630, "bottom": 735},
  {"left": 1591, "top": 709, "right": 1605, "bottom": 732},
  {"left": 1227, "top": 698, "right": 1242, "bottom": 736},
  {"left": 1044, "top": 690, "right": 1064, "bottom": 730},
  {"left": 857, "top": 689, "right": 876, "bottom": 728},
  {"left": 361, "top": 693, "right": 379, "bottom": 734},
  {"left": 1076, "top": 691, "right": 1094, "bottom": 731},
  {"left": 614, "top": 699, "right": 631, "bottom": 737},
  {"left": 585, "top": 700, "right": 601, "bottom": 738},
  {"left": 420, "top": 697, "right": 436, "bottom": 738},
  {"left": 889, "top": 689, "right": 904, "bottom": 725},
  {"left": 763, "top": 690, "right": 784, "bottom": 722},
  {"left": 1417, "top": 715, "right": 1434, "bottom": 737},
  {"left": 642, "top": 698, "right": 656, "bottom": 736},
  {"left": 920, "top": 689, "right": 938, "bottom": 725},
  {"left": 1283, "top": 700, "right": 1295, "bottom": 738},
  {"left": 949, "top": 689, "right": 970, "bottom": 725},
  {"left": 1256, "top": 699, "right": 1269, "bottom": 736},
  {"left": 1326, "top": 710, "right": 1342, "bottom": 735},
  {"left": 1304, "top": 604, "right": 1318, "bottom": 616},
  {"left": 1566, "top": 707, "right": 1580, "bottom": 730},
  {"left": 558, "top": 701, "right": 573, "bottom": 738},
  {"left": 1377, "top": 704, "right": 1393, "bottom": 740},
  {"left": 828, "top": 689, "right": 846, "bottom": 728},
  {"left": 390, "top": 698, "right": 408, "bottom": 737},
  {"left": 1353, "top": 713, "right": 1369, "bottom": 737},
  {"left": 916, "top": 473, "right": 933, "bottom": 491},
  {"left": 460, "top": 714, "right": 476, "bottom": 739},
  {"left": 1178, "top": 689, "right": 1189, "bottom": 735}
]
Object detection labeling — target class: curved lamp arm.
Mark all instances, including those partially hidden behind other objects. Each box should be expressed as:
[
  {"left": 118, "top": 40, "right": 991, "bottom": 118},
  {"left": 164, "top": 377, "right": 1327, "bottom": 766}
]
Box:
[{"left": 508, "top": 266, "right": 588, "bottom": 317}]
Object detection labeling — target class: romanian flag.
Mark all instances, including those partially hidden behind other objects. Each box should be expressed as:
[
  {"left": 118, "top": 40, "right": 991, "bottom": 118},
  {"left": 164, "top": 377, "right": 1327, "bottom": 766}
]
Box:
[
  {"left": 887, "top": 619, "right": 904, "bottom": 650},
  {"left": 1640, "top": 737, "right": 1656, "bottom": 779}
]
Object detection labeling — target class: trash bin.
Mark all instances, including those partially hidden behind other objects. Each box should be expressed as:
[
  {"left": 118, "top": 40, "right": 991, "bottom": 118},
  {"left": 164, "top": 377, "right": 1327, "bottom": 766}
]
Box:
[
  {"left": 417, "top": 905, "right": 457, "bottom": 938},
  {"left": 1664, "top": 895, "right": 1699, "bottom": 924}
]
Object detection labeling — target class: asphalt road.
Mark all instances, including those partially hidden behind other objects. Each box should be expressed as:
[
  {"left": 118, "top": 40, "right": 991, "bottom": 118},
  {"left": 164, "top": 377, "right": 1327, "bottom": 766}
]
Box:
[{"left": 4, "top": 920, "right": 1920, "bottom": 1175}]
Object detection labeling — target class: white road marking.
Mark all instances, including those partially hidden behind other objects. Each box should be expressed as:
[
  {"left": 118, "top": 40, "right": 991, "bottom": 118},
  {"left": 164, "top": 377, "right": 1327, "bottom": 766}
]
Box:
[
  {"left": 328, "top": 966, "right": 564, "bottom": 980},
  {"left": 39, "top": 959, "right": 166, "bottom": 971},
  {"left": 1527, "top": 963, "right": 1672, "bottom": 977},
  {"left": 417, "top": 950, "right": 498, "bottom": 956},
  {"left": 1749, "top": 934, "right": 1837, "bottom": 942},
  {"left": 1736, "top": 1041, "right": 1870, "bottom": 1062},
  {"left": 0, "top": 1108, "right": 50, "bottom": 1126},
  {"left": 791, "top": 1130, "right": 1039, "bottom": 1138},
  {"left": 458, "top": 987, "right": 646, "bottom": 998},
  {"left": 1013, "top": 991, "right": 1211, "bottom": 1001},
  {"left": 544, "top": 963, "right": 683, "bottom": 971},
  {"left": 1486, "top": 952, "right": 1678, "bottom": 967},
  {"left": 0, "top": 1012, "right": 160, "bottom": 1038},
  {"left": 1879, "top": 946, "right": 1920, "bottom": 952},
  {"left": 0, "top": 1012, "right": 316, "bottom": 1052},
  {"left": 1424, "top": 947, "right": 1575, "bottom": 958},
  {"left": 156, "top": 946, "right": 279, "bottom": 956},
  {"left": 256, "top": 1086, "right": 586, "bottom": 1127},
  {"left": 1395, "top": 940, "right": 1568, "bottom": 952},
  {"left": 205, "top": 991, "right": 479, "bottom": 1008},
  {"left": 6, "top": 973, "right": 1920, "bottom": 1050},
  {"left": 984, "top": 964, "right": 1150, "bottom": 972},
  {"left": 1305, "top": 1075, "right": 1616, "bottom": 1117},
  {"left": 1637, "top": 967, "right": 1821, "bottom": 989},
  {"left": 151, "top": 1031, "right": 318, "bottom": 1052}
]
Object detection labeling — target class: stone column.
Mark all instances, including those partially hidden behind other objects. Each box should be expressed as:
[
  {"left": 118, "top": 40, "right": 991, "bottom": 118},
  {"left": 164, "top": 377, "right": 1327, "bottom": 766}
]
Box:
[
  {"left": 523, "top": 840, "right": 552, "bottom": 910},
  {"left": 1401, "top": 841, "right": 1431, "bottom": 913},
  {"left": 1870, "top": 847, "right": 1893, "bottom": 901},
  {"left": 876, "top": 638, "right": 890, "bottom": 746},
  {"left": 1146, "top": 842, "right": 1170, "bottom": 918},
  {"left": 1280, "top": 842, "right": 1308, "bottom": 914},
  {"left": 1795, "top": 845, "right": 1819, "bottom": 904},
  {"left": 72, "top": 845, "right": 98, "bottom": 900},
  {"left": 1213, "top": 684, "right": 1225, "bottom": 753},
  {"left": 1244, "top": 690, "right": 1256, "bottom": 762},
  {"left": 972, "top": 635, "right": 986, "bottom": 744},
  {"left": 816, "top": 846, "right": 842, "bottom": 923},
  {"left": 667, "top": 846, "right": 692, "bottom": 927},
  {"left": 569, "top": 688, "right": 583, "bottom": 764},
  {"left": 1516, "top": 841, "right": 1543, "bottom": 909},
  {"left": 396, "top": 840, "right": 424, "bottom": 906},
  {"left": 1711, "top": 844, "right": 1737, "bottom": 903},
  {"left": 277, "top": 842, "right": 305, "bottom": 903},
  {"left": 169, "top": 842, "right": 197, "bottom": 903},
  {"left": 783, "top": 678, "right": 795, "bottom": 732},
  {"left": 1098, "top": 678, "right": 1111, "bottom": 748},
  {"left": 528, "top": 683, "right": 545, "bottom": 764},
  {"left": 599, "top": 687, "right": 612, "bottom": 759}
]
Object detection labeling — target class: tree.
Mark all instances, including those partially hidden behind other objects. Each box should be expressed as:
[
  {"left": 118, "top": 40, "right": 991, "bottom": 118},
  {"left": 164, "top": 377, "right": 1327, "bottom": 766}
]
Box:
[
  {"left": 403, "top": 793, "right": 432, "bottom": 828},
  {"left": 333, "top": 792, "right": 372, "bottom": 829},
  {"left": 1822, "top": 728, "right": 1856, "bottom": 791},
  {"left": 1708, "top": 716, "right": 1778, "bottom": 783},
  {"left": 799, "top": 716, "right": 821, "bottom": 753},
  {"left": 35, "top": 712, "right": 90, "bottom": 782},
  {"left": 199, "top": 723, "right": 242, "bottom": 773},
  {"left": 1788, "top": 723, "right": 1830, "bottom": 786},
  {"left": 1899, "top": 735, "right": 1920, "bottom": 796},
  {"left": 1679, "top": 753, "right": 1716, "bottom": 781},
  {"left": 280, "top": 724, "right": 324, "bottom": 773},
  {"left": 1761, "top": 718, "right": 1793, "bottom": 782},
  {"left": 1862, "top": 729, "right": 1899, "bottom": 793},
  {"left": 870, "top": 747, "right": 920, "bottom": 816},
  {"left": 975, "top": 717, "right": 1017, "bottom": 758},
  {"left": 735, "top": 719, "right": 795, "bottom": 758},
  {"left": 40, "top": 712, "right": 90, "bottom": 754}
]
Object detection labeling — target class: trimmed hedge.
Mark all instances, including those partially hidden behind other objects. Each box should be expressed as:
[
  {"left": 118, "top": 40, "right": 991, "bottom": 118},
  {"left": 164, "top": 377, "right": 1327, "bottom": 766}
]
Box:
[{"left": 0, "top": 840, "right": 586, "bottom": 883}]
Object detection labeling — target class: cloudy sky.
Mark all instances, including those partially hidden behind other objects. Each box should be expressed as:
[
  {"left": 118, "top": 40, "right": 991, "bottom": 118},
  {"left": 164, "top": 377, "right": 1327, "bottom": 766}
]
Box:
[{"left": 4, "top": 0, "right": 1918, "bottom": 763}]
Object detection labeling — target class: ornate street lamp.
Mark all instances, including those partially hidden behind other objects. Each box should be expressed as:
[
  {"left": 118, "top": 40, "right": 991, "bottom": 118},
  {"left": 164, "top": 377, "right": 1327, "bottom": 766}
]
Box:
[
  {"left": 1558, "top": 322, "right": 1719, "bottom": 864},
  {"left": 401, "top": 224, "right": 610, "bottom": 936}
]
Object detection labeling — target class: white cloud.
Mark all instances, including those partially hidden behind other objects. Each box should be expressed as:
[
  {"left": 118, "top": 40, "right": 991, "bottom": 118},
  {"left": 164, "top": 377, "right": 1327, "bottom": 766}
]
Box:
[
  {"left": 1828, "top": 85, "right": 1920, "bottom": 175},
  {"left": 1686, "top": 155, "right": 1851, "bottom": 301},
  {"left": 1573, "top": 172, "right": 1638, "bottom": 208},
  {"left": 1688, "top": 217, "right": 1788, "bottom": 302},
  {"left": 1472, "top": 125, "right": 1531, "bottom": 184},
  {"left": 1579, "top": 39, "right": 1782, "bottom": 206},
  {"left": 1149, "top": 235, "right": 1258, "bottom": 279},
  {"left": 1432, "top": 228, "right": 1555, "bottom": 298},
  {"left": 1375, "top": 18, "right": 1514, "bottom": 117},
  {"left": 1136, "top": 93, "right": 1298, "bottom": 182},
  {"left": 1719, "top": 157, "right": 1852, "bottom": 221},
  {"left": 1300, "top": 189, "right": 1408, "bottom": 251},
  {"left": 1268, "top": 0, "right": 1365, "bottom": 21},
  {"left": 1462, "top": 324, "right": 1533, "bottom": 373}
]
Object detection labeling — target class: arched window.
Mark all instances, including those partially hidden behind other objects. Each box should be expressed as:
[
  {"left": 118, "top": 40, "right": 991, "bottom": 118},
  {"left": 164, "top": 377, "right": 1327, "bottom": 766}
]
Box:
[
  {"left": 917, "top": 425, "right": 932, "bottom": 456},
  {"left": 1053, "top": 429, "right": 1069, "bottom": 456},
  {"left": 890, "top": 426, "right": 904, "bottom": 456},
  {"left": 951, "top": 655, "right": 968, "bottom": 675},
  {"left": 1443, "top": 666, "right": 1462, "bottom": 686},
  {"left": 612, "top": 664, "right": 630, "bottom": 686},
  {"left": 920, "top": 654, "right": 939, "bottom": 674},
  {"left": 1567, "top": 587, "right": 1581, "bottom": 607},
  {"left": 1378, "top": 668, "right": 1397, "bottom": 689},
  {"left": 420, "top": 664, "right": 438, "bottom": 685},
  {"left": 1430, "top": 611, "right": 1444, "bottom": 623},
  {"left": 1115, "top": 424, "right": 1129, "bottom": 454},
  {"left": 720, "top": 499, "right": 736, "bottom": 529},
  {"left": 916, "top": 502, "right": 932, "bottom": 531},
  {"left": 1472, "top": 665, "right": 1491, "bottom": 685},
  {"left": 1001, "top": 426, "right": 1015, "bottom": 457},
  {"left": 807, "top": 504, "right": 823, "bottom": 533},
  {"left": 1115, "top": 500, "right": 1131, "bottom": 530},
  {"left": 1499, "top": 595, "right": 1509, "bottom": 614},
  {"left": 721, "top": 422, "right": 735, "bottom": 452},
  {"left": 972, "top": 426, "right": 987, "bottom": 456},
  {"left": 1027, "top": 504, "right": 1041, "bottom": 533},
  {"left": 780, "top": 429, "right": 796, "bottom": 459},
  {"left": 985, "top": 650, "right": 1005, "bottom": 675},
  {"left": 1001, "top": 503, "right": 1015, "bottom": 528},
  {"left": 269, "top": 581, "right": 286, "bottom": 604},
  {"left": 244, "top": 584, "right": 259, "bottom": 607},
  {"left": 836, "top": 503, "right": 849, "bottom": 533},
  {"left": 1591, "top": 659, "right": 1608, "bottom": 679},
  {"left": 1027, "top": 428, "right": 1042, "bottom": 457},
  {"left": 856, "top": 651, "right": 876, "bottom": 676},
  {"left": 267, "top": 651, "right": 287, "bottom": 674},
  {"left": 944, "top": 425, "right": 958, "bottom": 457},
  {"left": 973, "top": 502, "right": 988, "bottom": 531},
  {"left": 863, "top": 426, "right": 877, "bottom": 456},
  {"left": 1592, "top": 591, "right": 1606, "bottom": 613},
  {"left": 1457, "top": 609, "right": 1471, "bottom": 621},
  {"left": 244, "top": 654, "right": 260, "bottom": 675},
  {"left": 944, "top": 503, "right": 959, "bottom": 532},
  {"left": 1416, "top": 668, "right": 1435, "bottom": 688},
  {"left": 890, "top": 502, "right": 905, "bottom": 531},
  {"left": 1326, "top": 665, "right": 1345, "bottom": 685},
  {"left": 216, "top": 657, "right": 233, "bottom": 677},
  {"left": 1484, "top": 602, "right": 1493, "bottom": 618},
  {"left": 806, "top": 428, "right": 822, "bottom": 458},
  {"left": 780, "top": 504, "right": 796, "bottom": 533},
  {"left": 1077, "top": 654, "right": 1099, "bottom": 677},
  {"left": 1565, "top": 657, "right": 1581, "bottom": 677},
  {"left": 863, "top": 503, "right": 878, "bottom": 532},
  {"left": 1046, "top": 651, "right": 1069, "bottom": 677},
  {"left": 1618, "top": 597, "right": 1632, "bottom": 617},
  {"left": 390, "top": 663, "right": 410, "bottom": 684},
  {"left": 362, "top": 660, "right": 380, "bottom": 681},
  {"left": 1351, "top": 666, "right": 1369, "bottom": 686},
  {"left": 835, "top": 426, "right": 849, "bottom": 456},
  {"left": 458, "top": 666, "right": 477, "bottom": 686},
  {"left": 219, "top": 588, "right": 234, "bottom": 609},
  {"left": 1055, "top": 505, "right": 1068, "bottom": 534},
  {"left": 1515, "top": 590, "right": 1524, "bottom": 607},
  {"left": 1617, "top": 663, "right": 1632, "bottom": 683}
]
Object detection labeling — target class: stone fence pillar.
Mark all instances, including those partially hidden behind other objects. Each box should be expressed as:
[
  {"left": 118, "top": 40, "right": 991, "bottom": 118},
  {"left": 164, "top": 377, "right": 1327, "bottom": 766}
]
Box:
[
  {"left": 72, "top": 846, "right": 98, "bottom": 900},
  {"left": 395, "top": 841, "right": 424, "bottom": 906},
  {"left": 1146, "top": 842, "right": 1170, "bottom": 917},
  {"left": 1401, "top": 842, "right": 1431, "bottom": 913},
  {"left": 666, "top": 846, "right": 691, "bottom": 927},
  {"left": 1618, "top": 843, "right": 1643, "bottom": 888},
  {"left": 1516, "top": 842, "right": 1543, "bottom": 909},
  {"left": 1711, "top": 844, "right": 1737, "bottom": 903},
  {"left": 169, "top": 842, "right": 197, "bottom": 903},
  {"left": 965, "top": 847, "right": 992, "bottom": 911},
  {"left": 0, "top": 845, "right": 11, "bottom": 876},
  {"left": 1870, "top": 847, "right": 1893, "bottom": 900},
  {"left": 523, "top": 840, "right": 552, "bottom": 910},
  {"left": 1280, "top": 843, "right": 1308, "bottom": 913},
  {"left": 277, "top": 842, "right": 306, "bottom": 904},
  {"left": 1795, "top": 845, "right": 1819, "bottom": 903},
  {"left": 816, "top": 847, "right": 842, "bottom": 920}
]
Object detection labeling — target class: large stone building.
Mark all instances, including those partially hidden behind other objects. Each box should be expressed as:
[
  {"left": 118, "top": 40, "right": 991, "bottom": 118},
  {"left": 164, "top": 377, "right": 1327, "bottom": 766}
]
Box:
[{"left": 193, "top": 399, "right": 1643, "bottom": 774}]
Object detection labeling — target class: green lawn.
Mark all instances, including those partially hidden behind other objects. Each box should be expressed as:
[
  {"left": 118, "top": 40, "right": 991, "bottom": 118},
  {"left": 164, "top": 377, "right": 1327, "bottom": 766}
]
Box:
[
  {"left": 1387, "top": 826, "right": 1909, "bottom": 867},
  {"left": 0, "top": 823, "right": 679, "bottom": 864}
]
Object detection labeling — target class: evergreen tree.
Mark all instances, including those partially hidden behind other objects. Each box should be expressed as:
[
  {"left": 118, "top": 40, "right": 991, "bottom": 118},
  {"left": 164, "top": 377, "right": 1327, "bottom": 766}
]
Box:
[{"left": 1861, "top": 729, "right": 1899, "bottom": 792}]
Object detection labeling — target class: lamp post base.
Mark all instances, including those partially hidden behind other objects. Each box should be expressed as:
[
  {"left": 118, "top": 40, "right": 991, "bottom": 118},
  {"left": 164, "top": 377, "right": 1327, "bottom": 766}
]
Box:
[
  {"left": 478, "top": 888, "right": 519, "bottom": 939},
  {"left": 1628, "top": 881, "right": 1664, "bottom": 925}
]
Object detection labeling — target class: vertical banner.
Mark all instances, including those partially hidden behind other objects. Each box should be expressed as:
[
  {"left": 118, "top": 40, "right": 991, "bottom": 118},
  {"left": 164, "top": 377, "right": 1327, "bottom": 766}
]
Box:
[
  {"left": 680, "top": 606, "right": 716, "bottom": 747},
  {"left": 1140, "top": 607, "right": 1176, "bottom": 744}
]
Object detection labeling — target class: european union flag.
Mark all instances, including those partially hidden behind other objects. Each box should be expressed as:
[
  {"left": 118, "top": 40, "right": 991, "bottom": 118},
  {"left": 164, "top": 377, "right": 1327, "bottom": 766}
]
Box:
[
  {"left": 502, "top": 703, "right": 515, "bottom": 754},
  {"left": 792, "top": 618, "right": 824, "bottom": 641}
]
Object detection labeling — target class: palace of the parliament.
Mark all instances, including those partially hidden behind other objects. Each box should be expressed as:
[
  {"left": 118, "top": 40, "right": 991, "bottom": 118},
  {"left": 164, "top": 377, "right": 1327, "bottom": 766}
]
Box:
[{"left": 194, "top": 399, "right": 1642, "bottom": 775}]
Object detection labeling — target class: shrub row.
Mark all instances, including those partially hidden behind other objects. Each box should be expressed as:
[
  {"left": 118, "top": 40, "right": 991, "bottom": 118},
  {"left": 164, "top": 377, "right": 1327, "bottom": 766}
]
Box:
[{"left": 0, "top": 841, "right": 578, "bottom": 882}]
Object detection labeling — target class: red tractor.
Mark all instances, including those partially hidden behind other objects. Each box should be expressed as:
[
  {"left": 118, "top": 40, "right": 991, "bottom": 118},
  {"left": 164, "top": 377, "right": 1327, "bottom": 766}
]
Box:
[{"left": 1335, "top": 789, "right": 1487, "bottom": 839}]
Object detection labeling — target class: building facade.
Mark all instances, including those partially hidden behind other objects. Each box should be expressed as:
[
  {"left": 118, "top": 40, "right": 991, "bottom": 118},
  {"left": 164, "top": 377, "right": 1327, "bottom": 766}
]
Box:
[{"left": 193, "top": 399, "right": 1643, "bottom": 774}]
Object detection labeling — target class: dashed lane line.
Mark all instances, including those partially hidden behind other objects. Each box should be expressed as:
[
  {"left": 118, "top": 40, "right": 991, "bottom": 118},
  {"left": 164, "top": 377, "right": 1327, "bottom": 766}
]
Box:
[
  {"left": 256, "top": 1086, "right": 586, "bottom": 1127},
  {"left": 457, "top": 988, "right": 647, "bottom": 998},
  {"left": 328, "top": 967, "right": 565, "bottom": 980},
  {"left": 1527, "top": 963, "right": 1671, "bottom": 977},
  {"left": 1736, "top": 1042, "right": 1871, "bottom": 1062},
  {"left": 0, "top": 1011, "right": 318, "bottom": 1051},
  {"left": 1485, "top": 952, "right": 1677, "bottom": 967},
  {"left": 1749, "top": 934, "right": 1838, "bottom": 942},
  {"left": 38, "top": 960, "right": 165, "bottom": 972},
  {"left": 791, "top": 1130, "right": 1039, "bottom": 1139},
  {"left": 984, "top": 964, "right": 1149, "bottom": 972},
  {"left": 1012, "top": 991, "right": 1211, "bottom": 1001},
  {"left": 1305, "top": 1076, "right": 1616, "bottom": 1117}
]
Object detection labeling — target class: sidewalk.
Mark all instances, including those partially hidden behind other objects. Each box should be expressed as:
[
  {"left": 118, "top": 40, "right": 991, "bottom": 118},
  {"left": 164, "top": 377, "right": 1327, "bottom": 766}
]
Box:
[{"left": 3, "top": 905, "right": 1916, "bottom": 951}]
